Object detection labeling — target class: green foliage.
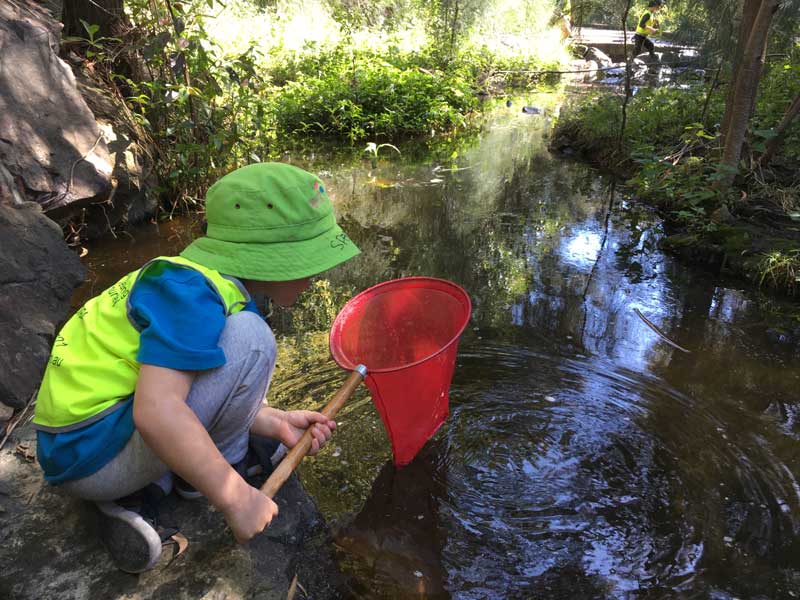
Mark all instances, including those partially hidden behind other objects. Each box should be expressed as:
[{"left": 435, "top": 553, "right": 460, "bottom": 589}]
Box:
[
  {"left": 554, "top": 48, "right": 800, "bottom": 295},
  {"left": 270, "top": 46, "right": 479, "bottom": 143},
  {"left": 423, "top": 0, "right": 488, "bottom": 59},
  {"left": 364, "top": 142, "right": 401, "bottom": 167},
  {"left": 757, "top": 250, "right": 800, "bottom": 296},
  {"left": 62, "top": 19, "right": 121, "bottom": 60},
  {"left": 555, "top": 69, "right": 800, "bottom": 230},
  {"left": 65, "top": 0, "right": 569, "bottom": 211},
  {"left": 629, "top": 155, "right": 722, "bottom": 230},
  {"left": 753, "top": 48, "right": 800, "bottom": 160}
]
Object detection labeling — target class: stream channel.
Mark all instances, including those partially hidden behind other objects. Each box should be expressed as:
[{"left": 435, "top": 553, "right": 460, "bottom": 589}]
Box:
[{"left": 71, "top": 92, "right": 800, "bottom": 599}]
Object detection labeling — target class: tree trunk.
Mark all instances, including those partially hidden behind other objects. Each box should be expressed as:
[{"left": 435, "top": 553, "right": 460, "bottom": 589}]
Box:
[
  {"left": 62, "top": 0, "right": 125, "bottom": 38},
  {"left": 716, "top": 0, "right": 777, "bottom": 189},
  {"left": 617, "top": 0, "right": 633, "bottom": 153},
  {"left": 719, "top": 0, "right": 761, "bottom": 142},
  {"left": 759, "top": 91, "right": 800, "bottom": 167}
]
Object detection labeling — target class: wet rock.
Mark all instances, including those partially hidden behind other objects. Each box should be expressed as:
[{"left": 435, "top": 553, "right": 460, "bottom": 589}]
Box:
[
  {"left": 660, "top": 50, "right": 680, "bottom": 64},
  {"left": 581, "top": 60, "right": 599, "bottom": 82},
  {"left": 584, "top": 47, "right": 613, "bottom": 68},
  {"left": 0, "top": 401, "right": 13, "bottom": 423},
  {"left": 0, "top": 201, "right": 84, "bottom": 408},
  {"left": 70, "top": 64, "right": 160, "bottom": 235},
  {"left": 766, "top": 328, "right": 794, "bottom": 346},
  {"left": 0, "top": 1, "right": 112, "bottom": 213}
]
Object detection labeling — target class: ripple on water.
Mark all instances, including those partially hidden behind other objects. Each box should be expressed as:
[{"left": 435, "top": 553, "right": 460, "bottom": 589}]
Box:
[{"left": 436, "top": 342, "right": 799, "bottom": 599}]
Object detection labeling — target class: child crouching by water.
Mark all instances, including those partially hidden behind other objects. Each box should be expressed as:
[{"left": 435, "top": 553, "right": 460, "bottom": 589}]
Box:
[{"left": 33, "top": 162, "right": 361, "bottom": 573}]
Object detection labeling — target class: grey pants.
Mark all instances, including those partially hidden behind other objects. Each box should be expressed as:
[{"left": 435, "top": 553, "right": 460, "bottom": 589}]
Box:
[{"left": 60, "top": 311, "right": 277, "bottom": 501}]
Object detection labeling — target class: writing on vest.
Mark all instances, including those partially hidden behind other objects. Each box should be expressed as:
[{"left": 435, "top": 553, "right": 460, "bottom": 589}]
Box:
[{"left": 33, "top": 256, "right": 250, "bottom": 433}]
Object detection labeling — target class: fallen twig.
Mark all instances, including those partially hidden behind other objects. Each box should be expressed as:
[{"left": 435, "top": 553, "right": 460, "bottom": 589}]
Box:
[
  {"left": 0, "top": 391, "right": 37, "bottom": 452},
  {"left": 287, "top": 574, "right": 298, "bottom": 600},
  {"left": 634, "top": 308, "right": 691, "bottom": 353},
  {"left": 67, "top": 133, "right": 104, "bottom": 195}
]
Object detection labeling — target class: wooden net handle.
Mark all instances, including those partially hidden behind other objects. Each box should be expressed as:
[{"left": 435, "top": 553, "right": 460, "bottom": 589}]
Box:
[{"left": 260, "top": 366, "right": 366, "bottom": 498}]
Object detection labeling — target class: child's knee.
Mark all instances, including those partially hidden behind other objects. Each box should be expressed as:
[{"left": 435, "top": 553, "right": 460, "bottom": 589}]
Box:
[
  {"left": 220, "top": 311, "right": 275, "bottom": 353},
  {"left": 216, "top": 311, "right": 277, "bottom": 385}
]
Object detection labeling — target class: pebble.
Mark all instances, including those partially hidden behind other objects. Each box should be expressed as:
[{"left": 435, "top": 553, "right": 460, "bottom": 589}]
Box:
[{"left": 0, "top": 403, "right": 13, "bottom": 422}]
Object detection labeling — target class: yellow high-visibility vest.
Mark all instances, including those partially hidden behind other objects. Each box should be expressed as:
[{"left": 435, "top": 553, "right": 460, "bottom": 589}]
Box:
[
  {"left": 636, "top": 10, "right": 657, "bottom": 36},
  {"left": 33, "top": 256, "right": 250, "bottom": 432}
]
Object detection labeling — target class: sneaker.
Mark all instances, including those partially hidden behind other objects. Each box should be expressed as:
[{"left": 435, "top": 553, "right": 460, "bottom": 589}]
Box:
[
  {"left": 243, "top": 434, "right": 285, "bottom": 478},
  {"left": 174, "top": 436, "right": 284, "bottom": 501},
  {"left": 174, "top": 477, "right": 204, "bottom": 501},
  {"left": 96, "top": 484, "right": 177, "bottom": 573}
]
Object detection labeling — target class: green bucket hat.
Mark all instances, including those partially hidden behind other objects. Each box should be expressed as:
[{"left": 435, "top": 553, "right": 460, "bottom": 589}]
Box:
[{"left": 181, "top": 162, "right": 360, "bottom": 281}]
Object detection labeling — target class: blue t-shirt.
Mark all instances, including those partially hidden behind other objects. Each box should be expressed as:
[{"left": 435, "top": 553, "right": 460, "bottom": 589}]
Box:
[{"left": 37, "top": 264, "right": 260, "bottom": 484}]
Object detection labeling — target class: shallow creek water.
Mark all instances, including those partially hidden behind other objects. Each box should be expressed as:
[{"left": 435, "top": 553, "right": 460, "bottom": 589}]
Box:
[{"left": 73, "top": 95, "right": 800, "bottom": 599}]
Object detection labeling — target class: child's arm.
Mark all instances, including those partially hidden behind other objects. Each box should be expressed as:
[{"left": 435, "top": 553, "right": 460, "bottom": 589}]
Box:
[{"left": 133, "top": 364, "right": 278, "bottom": 542}]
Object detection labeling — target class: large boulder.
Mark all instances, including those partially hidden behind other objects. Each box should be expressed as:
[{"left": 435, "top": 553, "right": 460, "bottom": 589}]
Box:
[
  {"left": 72, "top": 66, "right": 159, "bottom": 237},
  {"left": 0, "top": 200, "right": 84, "bottom": 409},
  {"left": 0, "top": 431, "right": 343, "bottom": 599},
  {"left": 584, "top": 46, "right": 613, "bottom": 68},
  {"left": 0, "top": 0, "right": 113, "bottom": 214}
]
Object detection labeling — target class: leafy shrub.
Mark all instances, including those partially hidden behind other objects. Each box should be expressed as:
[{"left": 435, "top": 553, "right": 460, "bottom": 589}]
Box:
[{"left": 270, "top": 46, "right": 478, "bottom": 142}]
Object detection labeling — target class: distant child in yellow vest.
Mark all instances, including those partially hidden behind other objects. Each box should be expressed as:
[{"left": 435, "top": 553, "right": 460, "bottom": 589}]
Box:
[
  {"left": 632, "top": 0, "right": 664, "bottom": 59},
  {"left": 33, "top": 162, "right": 361, "bottom": 573}
]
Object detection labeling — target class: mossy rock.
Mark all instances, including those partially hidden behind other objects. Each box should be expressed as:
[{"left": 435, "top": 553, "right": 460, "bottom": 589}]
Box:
[{"left": 703, "top": 225, "right": 751, "bottom": 253}]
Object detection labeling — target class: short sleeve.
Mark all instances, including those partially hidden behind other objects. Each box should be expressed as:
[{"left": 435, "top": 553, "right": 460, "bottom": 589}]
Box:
[{"left": 129, "top": 264, "right": 228, "bottom": 370}]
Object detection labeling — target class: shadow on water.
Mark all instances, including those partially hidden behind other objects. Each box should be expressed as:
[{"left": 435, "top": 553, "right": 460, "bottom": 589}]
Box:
[
  {"left": 72, "top": 92, "right": 800, "bottom": 598},
  {"left": 333, "top": 442, "right": 449, "bottom": 599}
]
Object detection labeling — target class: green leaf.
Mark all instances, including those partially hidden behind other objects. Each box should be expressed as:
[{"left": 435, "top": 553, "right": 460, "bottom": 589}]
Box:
[
  {"left": 80, "top": 20, "right": 99, "bottom": 39},
  {"left": 752, "top": 128, "right": 777, "bottom": 140}
]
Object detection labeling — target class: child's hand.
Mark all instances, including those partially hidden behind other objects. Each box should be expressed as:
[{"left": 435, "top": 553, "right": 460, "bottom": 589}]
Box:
[
  {"left": 278, "top": 410, "right": 336, "bottom": 455},
  {"left": 223, "top": 483, "right": 279, "bottom": 544}
]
